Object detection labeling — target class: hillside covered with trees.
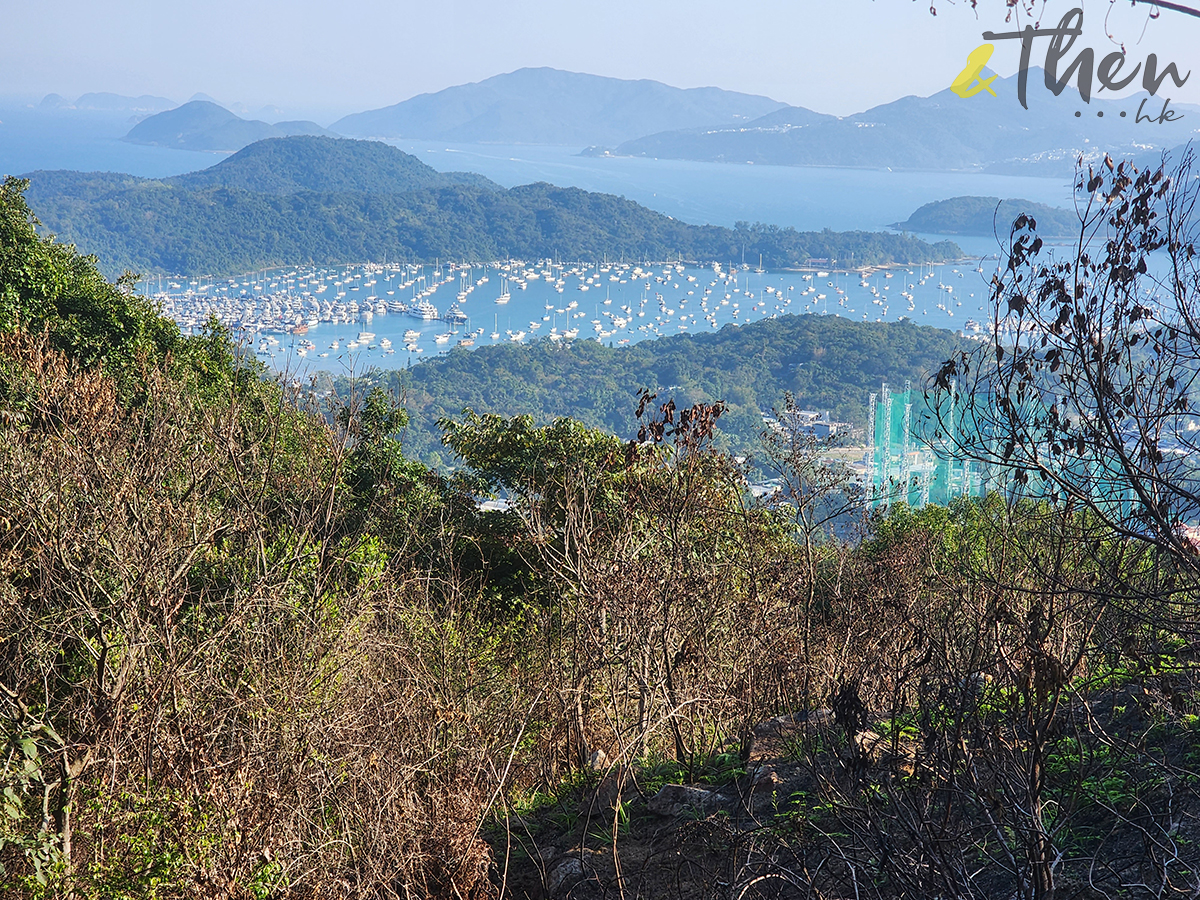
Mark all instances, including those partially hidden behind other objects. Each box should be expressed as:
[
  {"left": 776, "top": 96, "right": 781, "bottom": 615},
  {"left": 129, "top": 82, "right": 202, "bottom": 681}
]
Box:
[
  {"left": 340, "top": 313, "right": 967, "bottom": 468},
  {"left": 891, "top": 194, "right": 1079, "bottom": 238},
  {"left": 4, "top": 154, "right": 1200, "bottom": 900},
  {"left": 165, "top": 134, "right": 500, "bottom": 194},
  {"left": 20, "top": 136, "right": 961, "bottom": 276}
]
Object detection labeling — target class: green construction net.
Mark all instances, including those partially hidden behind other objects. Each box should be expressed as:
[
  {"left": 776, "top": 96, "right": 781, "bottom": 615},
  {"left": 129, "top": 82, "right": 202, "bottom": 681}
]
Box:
[
  {"left": 865, "top": 381, "right": 1140, "bottom": 519},
  {"left": 866, "top": 380, "right": 984, "bottom": 510}
]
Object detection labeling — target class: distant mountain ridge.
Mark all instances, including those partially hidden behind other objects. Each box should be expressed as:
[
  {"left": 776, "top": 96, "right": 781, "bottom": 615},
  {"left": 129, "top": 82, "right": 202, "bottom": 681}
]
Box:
[
  {"left": 38, "top": 92, "right": 177, "bottom": 115},
  {"left": 123, "top": 101, "right": 335, "bottom": 152},
  {"left": 37, "top": 69, "right": 1200, "bottom": 176},
  {"left": 612, "top": 69, "right": 1197, "bottom": 173},
  {"left": 332, "top": 67, "right": 786, "bottom": 145}
]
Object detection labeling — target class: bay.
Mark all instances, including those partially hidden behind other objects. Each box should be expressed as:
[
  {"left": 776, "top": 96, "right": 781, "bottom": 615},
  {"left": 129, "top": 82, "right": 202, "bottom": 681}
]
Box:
[
  {"left": 154, "top": 257, "right": 1001, "bottom": 377},
  {"left": 386, "top": 139, "right": 1077, "bottom": 238},
  {"left": 4, "top": 110, "right": 1090, "bottom": 373}
]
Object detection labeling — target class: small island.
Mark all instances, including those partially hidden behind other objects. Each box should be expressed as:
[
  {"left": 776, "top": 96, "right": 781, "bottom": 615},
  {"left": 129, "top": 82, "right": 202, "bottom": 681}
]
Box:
[{"left": 892, "top": 195, "right": 1079, "bottom": 238}]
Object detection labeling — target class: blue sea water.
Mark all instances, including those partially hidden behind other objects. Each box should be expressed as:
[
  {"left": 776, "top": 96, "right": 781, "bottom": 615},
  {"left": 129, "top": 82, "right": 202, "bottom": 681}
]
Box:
[
  {"left": 155, "top": 257, "right": 1002, "bottom": 377},
  {"left": 386, "top": 139, "right": 1076, "bottom": 246},
  {"left": 3, "top": 107, "right": 1087, "bottom": 373},
  {"left": 0, "top": 106, "right": 222, "bottom": 178},
  {"left": 0, "top": 106, "right": 1075, "bottom": 243}
]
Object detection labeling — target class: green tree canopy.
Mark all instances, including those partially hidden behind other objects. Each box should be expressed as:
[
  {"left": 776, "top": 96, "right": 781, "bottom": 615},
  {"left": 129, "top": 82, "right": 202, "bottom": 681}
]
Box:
[{"left": 0, "top": 176, "right": 182, "bottom": 383}]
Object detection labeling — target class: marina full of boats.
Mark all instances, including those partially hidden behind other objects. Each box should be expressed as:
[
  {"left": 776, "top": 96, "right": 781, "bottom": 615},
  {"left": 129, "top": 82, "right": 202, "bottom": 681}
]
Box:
[{"left": 139, "top": 257, "right": 1007, "bottom": 372}]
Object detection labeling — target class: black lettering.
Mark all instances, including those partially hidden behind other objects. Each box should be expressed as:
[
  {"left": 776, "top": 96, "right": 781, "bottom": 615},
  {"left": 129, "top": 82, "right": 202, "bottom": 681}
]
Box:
[
  {"left": 984, "top": 10, "right": 1190, "bottom": 112},
  {"left": 1097, "top": 51, "right": 1140, "bottom": 92},
  {"left": 1045, "top": 9, "right": 1092, "bottom": 102},
  {"left": 1135, "top": 97, "right": 1184, "bottom": 123},
  {"left": 984, "top": 16, "right": 1080, "bottom": 109},
  {"left": 1143, "top": 54, "right": 1191, "bottom": 95}
]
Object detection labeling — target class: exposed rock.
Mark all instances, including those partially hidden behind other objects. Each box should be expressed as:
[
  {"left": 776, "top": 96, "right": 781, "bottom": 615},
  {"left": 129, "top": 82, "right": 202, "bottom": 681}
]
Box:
[
  {"left": 837, "top": 728, "right": 887, "bottom": 768},
  {"left": 588, "top": 765, "right": 630, "bottom": 812},
  {"left": 648, "top": 783, "right": 716, "bottom": 817},
  {"left": 840, "top": 729, "right": 921, "bottom": 777},
  {"left": 753, "top": 708, "right": 832, "bottom": 737},
  {"left": 547, "top": 857, "right": 585, "bottom": 896},
  {"left": 749, "top": 764, "right": 785, "bottom": 787},
  {"left": 855, "top": 729, "right": 885, "bottom": 761}
]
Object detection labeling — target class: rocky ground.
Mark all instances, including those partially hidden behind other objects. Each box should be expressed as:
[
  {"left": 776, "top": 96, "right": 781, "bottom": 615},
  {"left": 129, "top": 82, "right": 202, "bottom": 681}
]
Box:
[
  {"left": 486, "top": 712, "right": 841, "bottom": 900},
  {"left": 485, "top": 677, "right": 1200, "bottom": 900}
]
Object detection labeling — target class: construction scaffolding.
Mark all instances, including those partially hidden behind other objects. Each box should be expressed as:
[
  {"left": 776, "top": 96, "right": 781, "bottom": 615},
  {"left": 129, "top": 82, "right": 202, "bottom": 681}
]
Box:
[
  {"left": 865, "top": 379, "right": 986, "bottom": 511},
  {"left": 864, "top": 380, "right": 1141, "bottom": 519}
]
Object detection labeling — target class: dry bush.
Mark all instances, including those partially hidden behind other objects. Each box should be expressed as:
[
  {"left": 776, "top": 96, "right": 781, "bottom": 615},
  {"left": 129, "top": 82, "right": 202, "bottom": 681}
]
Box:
[
  {"left": 0, "top": 332, "right": 535, "bottom": 898},
  {"left": 463, "top": 398, "right": 813, "bottom": 782},
  {"left": 10, "top": 323, "right": 1196, "bottom": 900},
  {"left": 777, "top": 498, "right": 1200, "bottom": 900}
]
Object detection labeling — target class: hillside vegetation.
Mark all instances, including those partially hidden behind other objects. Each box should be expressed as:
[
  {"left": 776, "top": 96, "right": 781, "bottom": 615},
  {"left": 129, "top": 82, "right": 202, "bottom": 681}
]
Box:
[
  {"left": 166, "top": 135, "right": 499, "bottom": 193},
  {"left": 892, "top": 195, "right": 1079, "bottom": 237},
  {"left": 22, "top": 137, "right": 962, "bottom": 276},
  {"left": 347, "top": 314, "right": 967, "bottom": 467},
  {"left": 4, "top": 158, "right": 1200, "bottom": 900}
]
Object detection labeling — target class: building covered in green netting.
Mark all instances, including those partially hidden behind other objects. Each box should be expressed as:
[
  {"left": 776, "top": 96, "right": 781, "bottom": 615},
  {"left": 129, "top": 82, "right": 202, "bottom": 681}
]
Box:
[
  {"left": 865, "top": 380, "right": 1141, "bottom": 517},
  {"left": 864, "top": 379, "right": 987, "bottom": 511}
]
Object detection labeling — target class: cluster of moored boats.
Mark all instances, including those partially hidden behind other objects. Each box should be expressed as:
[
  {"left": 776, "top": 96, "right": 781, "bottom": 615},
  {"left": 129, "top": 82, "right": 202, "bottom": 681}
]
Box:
[
  {"left": 141, "top": 256, "right": 999, "bottom": 364},
  {"left": 151, "top": 261, "right": 475, "bottom": 336}
]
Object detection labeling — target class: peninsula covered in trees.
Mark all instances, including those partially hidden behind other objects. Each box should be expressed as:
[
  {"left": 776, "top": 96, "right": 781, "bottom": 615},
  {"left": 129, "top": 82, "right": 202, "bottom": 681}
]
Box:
[
  {"left": 892, "top": 195, "right": 1079, "bottom": 238},
  {"left": 21, "top": 136, "right": 961, "bottom": 276},
  {"left": 342, "top": 313, "right": 967, "bottom": 468}
]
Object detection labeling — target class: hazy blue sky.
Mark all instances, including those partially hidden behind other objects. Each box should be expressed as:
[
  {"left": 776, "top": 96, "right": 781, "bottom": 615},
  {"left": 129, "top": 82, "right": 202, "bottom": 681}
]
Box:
[{"left": 5, "top": 0, "right": 1200, "bottom": 121}]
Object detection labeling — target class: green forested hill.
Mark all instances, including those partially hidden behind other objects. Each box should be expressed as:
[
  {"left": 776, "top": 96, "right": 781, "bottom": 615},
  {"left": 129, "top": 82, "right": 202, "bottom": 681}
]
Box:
[
  {"left": 892, "top": 195, "right": 1078, "bottom": 237},
  {"left": 339, "top": 313, "right": 967, "bottom": 468},
  {"left": 24, "top": 171, "right": 962, "bottom": 276},
  {"left": 166, "top": 135, "right": 499, "bottom": 193}
]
